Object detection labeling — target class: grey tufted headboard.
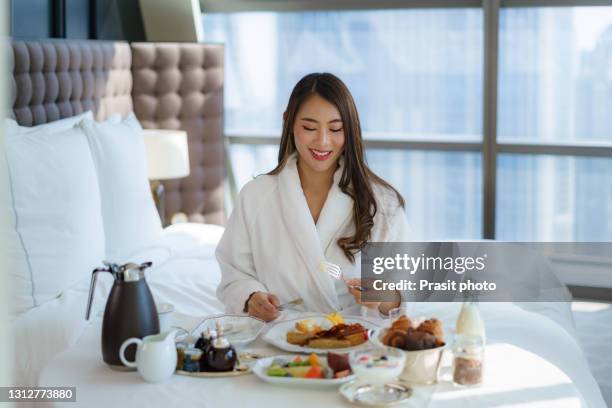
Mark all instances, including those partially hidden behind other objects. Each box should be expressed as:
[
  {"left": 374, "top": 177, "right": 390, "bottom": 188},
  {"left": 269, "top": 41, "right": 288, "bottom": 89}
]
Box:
[
  {"left": 9, "top": 39, "right": 225, "bottom": 225},
  {"left": 9, "top": 40, "right": 133, "bottom": 124},
  {"left": 131, "top": 43, "right": 225, "bottom": 225}
]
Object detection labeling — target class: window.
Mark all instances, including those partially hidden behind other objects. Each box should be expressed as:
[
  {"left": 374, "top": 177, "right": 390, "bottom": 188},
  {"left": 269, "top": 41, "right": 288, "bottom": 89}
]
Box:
[
  {"left": 204, "top": 9, "right": 483, "bottom": 139},
  {"left": 497, "top": 7, "right": 612, "bottom": 241},
  {"left": 498, "top": 7, "right": 612, "bottom": 142},
  {"left": 205, "top": 8, "right": 483, "bottom": 239},
  {"left": 203, "top": 2, "right": 612, "bottom": 243}
]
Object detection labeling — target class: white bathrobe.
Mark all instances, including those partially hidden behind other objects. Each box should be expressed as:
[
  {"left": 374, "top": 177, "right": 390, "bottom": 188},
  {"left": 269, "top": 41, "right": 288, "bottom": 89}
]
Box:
[{"left": 215, "top": 153, "right": 410, "bottom": 315}]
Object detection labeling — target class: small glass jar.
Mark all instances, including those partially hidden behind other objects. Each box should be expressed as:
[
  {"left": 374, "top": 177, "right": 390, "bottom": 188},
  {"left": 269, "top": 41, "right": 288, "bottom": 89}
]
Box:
[
  {"left": 182, "top": 347, "right": 203, "bottom": 373},
  {"left": 452, "top": 334, "right": 484, "bottom": 387}
]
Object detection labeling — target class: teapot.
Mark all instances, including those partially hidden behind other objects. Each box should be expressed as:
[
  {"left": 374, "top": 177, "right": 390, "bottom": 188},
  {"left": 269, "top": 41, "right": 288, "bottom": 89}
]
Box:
[
  {"left": 119, "top": 329, "right": 179, "bottom": 383},
  {"left": 85, "top": 261, "right": 160, "bottom": 369}
]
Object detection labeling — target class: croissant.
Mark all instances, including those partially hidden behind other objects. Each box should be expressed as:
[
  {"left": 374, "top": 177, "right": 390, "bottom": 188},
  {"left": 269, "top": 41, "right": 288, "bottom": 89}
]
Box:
[
  {"left": 390, "top": 315, "right": 412, "bottom": 332},
  {"left": 386, "top": 329, "right": 408, "bottom": 349},
  {"left": 416, "top": 318, "right": 444, "bottom": 341},
  {"left": 404, "top": 331, "right": 437, "bottom": 351}
]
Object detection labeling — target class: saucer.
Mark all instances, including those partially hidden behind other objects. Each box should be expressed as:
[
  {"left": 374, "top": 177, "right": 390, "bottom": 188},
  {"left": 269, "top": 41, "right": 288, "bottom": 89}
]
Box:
[{"left": 339, "top": 380, "right": 413, "bottom": 406}]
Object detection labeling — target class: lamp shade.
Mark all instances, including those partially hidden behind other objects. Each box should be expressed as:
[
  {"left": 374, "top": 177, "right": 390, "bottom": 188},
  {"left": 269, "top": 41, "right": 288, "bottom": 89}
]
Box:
[{"left": 143, "top": 129, "right": 190, "bottom": 180}]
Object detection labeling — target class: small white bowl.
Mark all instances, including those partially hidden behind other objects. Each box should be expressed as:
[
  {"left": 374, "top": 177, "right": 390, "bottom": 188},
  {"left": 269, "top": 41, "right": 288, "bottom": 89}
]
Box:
[{"left": 370, "top": 328, "right": 446, "bottom": 385}]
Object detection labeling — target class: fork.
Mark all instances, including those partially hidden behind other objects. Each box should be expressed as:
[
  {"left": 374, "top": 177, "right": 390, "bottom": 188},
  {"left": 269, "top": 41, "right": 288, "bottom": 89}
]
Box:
[
  {"left": 277, "top": 298, "right": 304, "bottom": 310},
  {"left": 320, "top": 261, "right": 365, "bottom": 292}
]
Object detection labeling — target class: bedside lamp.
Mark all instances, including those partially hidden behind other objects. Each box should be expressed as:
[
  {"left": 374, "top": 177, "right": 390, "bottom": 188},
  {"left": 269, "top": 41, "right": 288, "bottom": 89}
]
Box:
[{"left": 143, "top": 129, "right": 190, "bottom": 225}]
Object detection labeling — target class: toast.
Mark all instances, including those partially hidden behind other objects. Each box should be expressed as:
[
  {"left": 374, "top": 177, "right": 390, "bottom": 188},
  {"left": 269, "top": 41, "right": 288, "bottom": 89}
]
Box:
[
  {"left": 286, "top": 331, "right": 315, "bottom": 346},
  {"left": 307, "top": 338, "right": 352, "bottom": 349},
  {"left": 344, "top": 332, "right": 367, "bottom": 347}
]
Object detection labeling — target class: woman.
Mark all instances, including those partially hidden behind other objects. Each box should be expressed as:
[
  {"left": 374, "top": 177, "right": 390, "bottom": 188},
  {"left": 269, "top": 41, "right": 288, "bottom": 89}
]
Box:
[{"left": 216, "top": 73, "right": 409, "bottom": 321}]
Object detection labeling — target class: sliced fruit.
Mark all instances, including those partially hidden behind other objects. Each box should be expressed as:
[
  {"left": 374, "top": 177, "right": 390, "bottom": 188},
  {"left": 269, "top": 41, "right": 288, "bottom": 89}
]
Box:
[
  {"left": 266, "top": 365, "right": 287, "bottom": 377},
  {"left": 308, "top": 353, "right": 321, "bottom": 367},
  {"left": 285, "top": 366, "right": 312, "bottom": 378},
  {"left": 304, "top": 366, "right": 324, "bottom": 379},
  {"left": 327, "top": 352, "right": 350, "bottom": 372},
  {"left": 334, "top": 369, "right": 351, "bottom": 378}
]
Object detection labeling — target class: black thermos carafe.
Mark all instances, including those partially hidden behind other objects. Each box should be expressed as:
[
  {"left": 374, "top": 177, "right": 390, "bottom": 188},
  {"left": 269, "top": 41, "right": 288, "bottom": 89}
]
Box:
[{"left": 85, "top": 261, "right": 160, "bottom": 369}]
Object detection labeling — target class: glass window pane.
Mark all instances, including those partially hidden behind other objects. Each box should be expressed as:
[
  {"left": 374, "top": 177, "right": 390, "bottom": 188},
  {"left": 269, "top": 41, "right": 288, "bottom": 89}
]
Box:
[
  {"left": 498, "top": 7, "right": 612, "bottom": 142},
  {"left": 367, "top": 150, "right": 482, "bottom": 240},
  {"left": 204, "top": 9, "right": 483, "bottom": 139},
  {"left": 497, "top": 154, "right": 612, "bottom": 241},
  {"left": 229, "top": 145, "right": 482, "bottom": 240},
  {"left": 229, "top": 144, "right": 279, "bottom": 189}
]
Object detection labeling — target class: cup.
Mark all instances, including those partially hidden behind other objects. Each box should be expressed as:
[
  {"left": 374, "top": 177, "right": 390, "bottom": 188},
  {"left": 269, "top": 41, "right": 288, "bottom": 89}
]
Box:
[{"left": 389, "top": 303, "right": 410, "bottom": 321}]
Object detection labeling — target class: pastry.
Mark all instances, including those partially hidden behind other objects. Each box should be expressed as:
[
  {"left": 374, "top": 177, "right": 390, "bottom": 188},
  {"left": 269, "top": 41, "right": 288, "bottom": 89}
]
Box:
[
  {"left": 381, "top": 316, "right": 445, "bottom": 351},
  {"left": 416, "top": 318, "right": 444, "bottom": 341},
  {"left": 390, "top": 315, "right": 413, "bottom": 332}
]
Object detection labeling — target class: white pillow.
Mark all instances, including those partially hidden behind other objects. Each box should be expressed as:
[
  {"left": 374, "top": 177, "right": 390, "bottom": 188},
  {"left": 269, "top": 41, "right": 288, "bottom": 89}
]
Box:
[
  {"left": 13, "top": 111, "right": 94, "bottom": 134},
  {"left": 79, "top": 113, "right": 162, "bottom": 262},
  {"left": 3, "top": 116, "right": 105, "bottom": 315}
]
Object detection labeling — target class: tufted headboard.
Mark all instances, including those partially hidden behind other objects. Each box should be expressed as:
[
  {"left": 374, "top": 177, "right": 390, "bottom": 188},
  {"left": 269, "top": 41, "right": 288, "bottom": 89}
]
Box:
[
  {"left": 9, "top": 39, "right": 225, "bottom": 225},
  {"left": 9, "top": 40, "right": 133, "bottom": 124},
  {"left": 131, "top": 43, "right": 225, "bottom": 225}
]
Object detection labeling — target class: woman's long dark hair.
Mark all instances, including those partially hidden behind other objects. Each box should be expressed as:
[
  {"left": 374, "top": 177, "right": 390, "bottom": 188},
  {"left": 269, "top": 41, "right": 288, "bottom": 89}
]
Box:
[{"left": 268, "top": 73, "right": 405, "bottom": 263}]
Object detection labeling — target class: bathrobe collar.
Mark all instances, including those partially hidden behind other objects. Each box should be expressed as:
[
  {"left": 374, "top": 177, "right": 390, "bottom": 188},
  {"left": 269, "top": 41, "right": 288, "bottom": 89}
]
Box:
[{"left": 277, "top": 153, "right": 353, "bottom": 312}]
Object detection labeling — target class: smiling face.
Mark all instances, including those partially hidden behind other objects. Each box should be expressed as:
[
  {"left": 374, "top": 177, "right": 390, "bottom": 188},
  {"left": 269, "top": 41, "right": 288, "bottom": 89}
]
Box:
[{"left": 293, "top": 93, "right": 346, "bottom": 176}]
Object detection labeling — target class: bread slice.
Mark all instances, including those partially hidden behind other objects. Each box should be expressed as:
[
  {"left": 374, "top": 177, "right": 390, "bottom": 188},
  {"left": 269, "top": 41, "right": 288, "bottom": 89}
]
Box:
[
  {"left": 307, "top": 338, "right": 352, "bottom": 349},
  {"left": 286, "top": 331, "right": 314, "bottom": 346},
  {"left": 345, "top": 332, "right": 367, "bottom": 347}
]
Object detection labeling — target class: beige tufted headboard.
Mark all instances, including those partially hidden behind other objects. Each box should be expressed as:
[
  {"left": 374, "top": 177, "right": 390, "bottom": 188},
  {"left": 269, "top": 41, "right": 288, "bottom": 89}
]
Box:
[{"left": 9, "top": 39, "right": 225, "bottom": 225}]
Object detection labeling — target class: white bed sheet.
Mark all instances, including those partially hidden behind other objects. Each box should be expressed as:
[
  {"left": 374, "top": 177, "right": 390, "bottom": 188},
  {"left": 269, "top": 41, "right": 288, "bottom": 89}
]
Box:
[
  {"left": 573, "top": 301, "right": 612, "bottom": 407},
  {"left": 12, "top": 223, "right": 607, "bottom": 407}
]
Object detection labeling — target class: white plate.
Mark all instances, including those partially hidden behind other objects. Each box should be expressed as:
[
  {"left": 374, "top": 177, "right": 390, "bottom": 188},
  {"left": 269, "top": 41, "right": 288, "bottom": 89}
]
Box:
[
  {"left": 253, "top": 355, "right": 355, "bottom": 388},
  {"left": 191, "top": 314, "right": 265, "bottom": 348},
  {"left": 262, "top": 314, "right": 380, "bottom": 354}
]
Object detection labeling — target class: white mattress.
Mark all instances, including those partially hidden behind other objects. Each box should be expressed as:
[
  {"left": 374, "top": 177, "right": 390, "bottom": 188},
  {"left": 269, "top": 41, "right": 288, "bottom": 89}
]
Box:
[
  {"left": 572, "top": 301, "right": 612, "bottom": 407},
  {"left": 11, "top": 224, "right": 608, "bottom": 407}
]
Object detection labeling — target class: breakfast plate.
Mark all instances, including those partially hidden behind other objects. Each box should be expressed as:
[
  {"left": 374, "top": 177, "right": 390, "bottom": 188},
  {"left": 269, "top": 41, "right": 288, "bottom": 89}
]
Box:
[
  {"left": 262, "top": 313, "right": 381, "bottom": 354},
  {"left": 252, "top": 355, "right": 356, "bottom": 387}
]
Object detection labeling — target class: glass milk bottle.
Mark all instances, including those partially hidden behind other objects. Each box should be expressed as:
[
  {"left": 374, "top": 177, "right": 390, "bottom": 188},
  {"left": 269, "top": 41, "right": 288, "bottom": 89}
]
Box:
[{"left": 455, "top": 299, "right": 485, "bottom": 343}]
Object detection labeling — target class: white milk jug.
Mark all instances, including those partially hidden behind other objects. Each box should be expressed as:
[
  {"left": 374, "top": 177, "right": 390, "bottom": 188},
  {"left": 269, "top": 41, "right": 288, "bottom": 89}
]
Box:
[{"left": 119, "top": 329, "right": 178, "bottom": 383}]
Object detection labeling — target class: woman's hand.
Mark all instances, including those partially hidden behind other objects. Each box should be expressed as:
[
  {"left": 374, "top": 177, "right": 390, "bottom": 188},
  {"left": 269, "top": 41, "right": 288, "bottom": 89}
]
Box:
[
  {"left": 345, "top": 278, "right": 380, "bottom": 310},
  {"left": 246, "top": 291, "right": 281, "bottom": 322},
  {"left": 345, "top": 279, "right": 401, "bottom": 314}
]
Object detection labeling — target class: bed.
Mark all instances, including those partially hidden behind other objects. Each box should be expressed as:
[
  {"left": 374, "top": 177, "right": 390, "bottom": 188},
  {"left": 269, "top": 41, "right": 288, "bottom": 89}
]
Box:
[
  {"left": 4, "top": 39, "right": 608, "bottom": 408},
  {"left": 6, "top": 38, "right": 225, "bottom": 385}
]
